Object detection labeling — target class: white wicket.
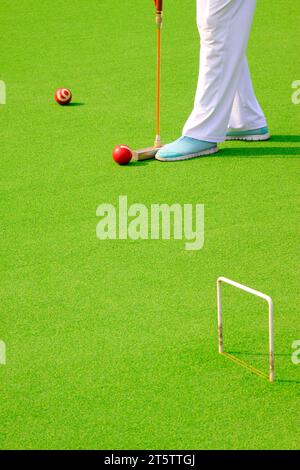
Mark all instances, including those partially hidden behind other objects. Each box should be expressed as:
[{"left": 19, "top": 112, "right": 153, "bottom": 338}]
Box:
[{"left": 217, "top": 276, "right": 274, "bottom": 382}]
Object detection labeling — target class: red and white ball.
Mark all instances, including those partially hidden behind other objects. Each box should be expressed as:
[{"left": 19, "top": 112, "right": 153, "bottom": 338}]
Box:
[{"left": 55, "top": 88, "right": 72, "bottom": 105}]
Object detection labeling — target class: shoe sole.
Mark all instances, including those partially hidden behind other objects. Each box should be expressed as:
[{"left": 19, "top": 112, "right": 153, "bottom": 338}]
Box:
[
  {"left": 225, "top": 133, "right": 271, "bottom": 142},
  {"left": 155, "top": 146, "right": 219, "bottom": 162}
]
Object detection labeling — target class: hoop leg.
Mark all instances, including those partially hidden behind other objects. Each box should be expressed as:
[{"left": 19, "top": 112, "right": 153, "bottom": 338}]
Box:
[
  {"left": 268, "top": 299, "right": 274, "bottom": 382},
  {"left": 217, "top": 279, "right": 223, "bottom": 353}
]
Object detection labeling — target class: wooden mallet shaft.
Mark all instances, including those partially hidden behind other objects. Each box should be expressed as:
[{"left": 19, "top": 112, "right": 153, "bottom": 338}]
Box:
[{"left": 132, "top": 1, "right": 163, "bottom": 161}]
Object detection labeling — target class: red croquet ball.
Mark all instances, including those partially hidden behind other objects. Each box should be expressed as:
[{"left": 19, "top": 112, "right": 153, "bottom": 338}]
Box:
[
  {"left": 112, "top": 145, "right": 132, "bottom": 165},
  {"left": 55, "top": 88, "right": 72, "bottom": 105}
]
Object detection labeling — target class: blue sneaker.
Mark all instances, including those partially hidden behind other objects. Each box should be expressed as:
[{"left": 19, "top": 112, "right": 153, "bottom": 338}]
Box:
[
  {"left": 155, "top": 136, "right": 218, "bottom": 162},
  {"left": 226, "top": 126, "right": 270, "bottom": 141}
]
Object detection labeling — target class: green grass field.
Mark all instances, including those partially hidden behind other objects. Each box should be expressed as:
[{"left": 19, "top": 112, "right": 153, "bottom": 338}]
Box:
[{"left": 1, "top": 0, "right": 299, "bottom": 450}]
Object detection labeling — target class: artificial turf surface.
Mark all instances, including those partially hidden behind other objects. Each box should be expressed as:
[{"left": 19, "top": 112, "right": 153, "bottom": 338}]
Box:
[{"left": 1, "top": 0, "right": 299, "bottom": 450}]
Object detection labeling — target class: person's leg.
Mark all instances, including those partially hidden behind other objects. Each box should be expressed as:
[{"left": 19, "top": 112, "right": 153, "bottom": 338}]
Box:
[
  {"left": 182, "top": 0, "right": 257, "bottom": 142},
  {"left": 226, "top": 56, "right": 270, "bottom": 140},
  {"left": 156, "top": 0, "right": 259, "bottom": 161}
]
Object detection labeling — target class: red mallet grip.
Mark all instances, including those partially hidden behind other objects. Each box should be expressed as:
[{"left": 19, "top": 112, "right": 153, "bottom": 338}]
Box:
[{"left": 154, "top": 0, "right": 163, "bottom": 12}]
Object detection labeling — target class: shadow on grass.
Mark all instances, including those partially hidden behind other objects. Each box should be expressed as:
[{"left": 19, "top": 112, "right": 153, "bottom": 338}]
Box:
[
  {"left": 220, "top": 352, "right": 268, "bottom": 381},
  {"left": 68, "top": 102, "right": 85, "bottom": 107},
  {"left": 128, "top": 159, "right": 154, "bottom": 167},
  {"left": 227, "top": 351, "right": 300, "bottom": 384},
  {"left": 220, "top": 135, "right": 300, "bottom": 158},
  {"left": 277, "top": 379, "right": 300, "bottom": 384},
  {"left": 270, "top": 135, "right": 300, "bottom": 143},
  {"left": 228, "top": 351, "right": 291, "bottom": 357},
  {"left": 220, "top": 146, "right": 300, "bottom": 158}
]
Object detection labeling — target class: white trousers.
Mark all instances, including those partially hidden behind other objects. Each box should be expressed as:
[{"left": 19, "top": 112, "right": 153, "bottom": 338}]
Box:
[{"left": 183, "top": 0, "right": 267, "bottom": 142}]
